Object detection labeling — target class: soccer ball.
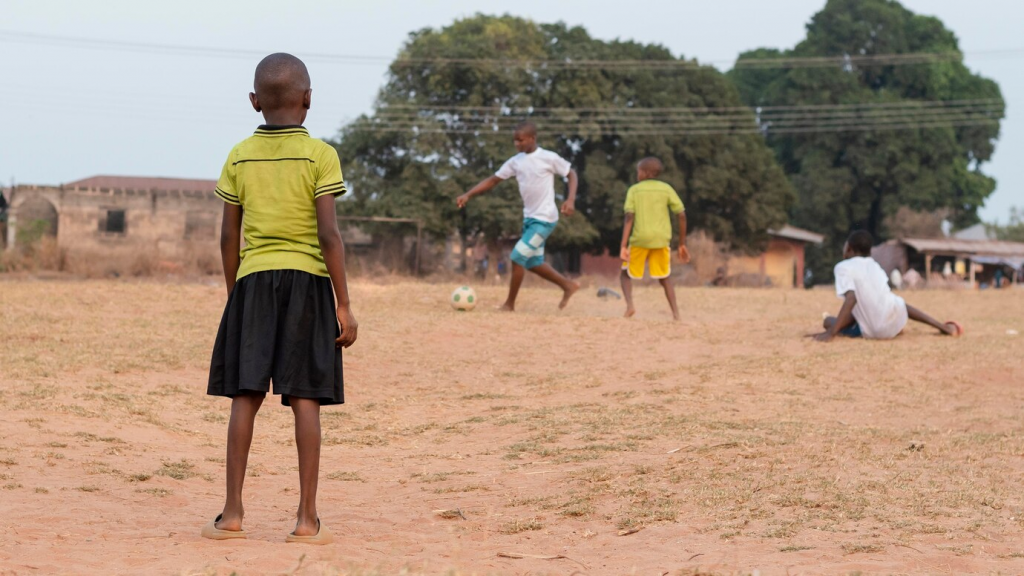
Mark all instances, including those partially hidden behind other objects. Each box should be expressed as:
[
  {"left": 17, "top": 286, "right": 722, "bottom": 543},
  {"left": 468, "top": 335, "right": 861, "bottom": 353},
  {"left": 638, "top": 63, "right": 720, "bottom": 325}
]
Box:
[{"left": 450, "top": 286, "right": 477, "bottom": 311}]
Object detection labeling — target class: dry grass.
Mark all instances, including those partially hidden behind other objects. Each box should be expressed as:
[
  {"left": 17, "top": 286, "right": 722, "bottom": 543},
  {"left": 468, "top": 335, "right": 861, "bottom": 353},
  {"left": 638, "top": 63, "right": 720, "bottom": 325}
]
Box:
[
  {"left": 0, "top": 278, "right": 1022, "bottom": 574},
  {"left": 1, "top": 236, "right": 221, "bottom": 278}
]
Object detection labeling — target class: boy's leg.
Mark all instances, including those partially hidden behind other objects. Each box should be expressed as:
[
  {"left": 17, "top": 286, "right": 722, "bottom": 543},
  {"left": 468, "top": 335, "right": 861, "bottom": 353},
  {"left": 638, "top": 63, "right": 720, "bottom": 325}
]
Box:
[
  {"left": 290, "top": 396, "right": 322, "bottom": 536},
  {"left": 650, "top": 249, "right": 678, "bottom": 320},
  {"left": 621, "top": 269, "right": 635, "bottom": 318},
  {"left": 507, "top": 219, "right": 578, "bottom": 310},
  {"left": 502, "top": 262, "right": 580, "bottom": 311},
  {"left": 500, "top": 263, "right": 527, "bottom": 311},
  {"left": 906, "top": 304, "right": 957, "bottom": 335},
  {"left": 823, "top": 316, "right": 862, "bottom": 337},
  {"left": 658, "top": 278, "right": 680, "bottom": 321},
  {"left": 217, "top": 392, "right": 265, "bottom": 531},
  {"left": 528, "top": 263, "right": 580, "bottom": 309}
]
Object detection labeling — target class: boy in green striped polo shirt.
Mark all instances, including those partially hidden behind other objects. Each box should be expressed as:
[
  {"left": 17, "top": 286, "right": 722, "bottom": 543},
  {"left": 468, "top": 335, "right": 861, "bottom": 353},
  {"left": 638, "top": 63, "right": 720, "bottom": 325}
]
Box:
[{"left": 203, "top": 53, "right": 356, "bottom": 545}]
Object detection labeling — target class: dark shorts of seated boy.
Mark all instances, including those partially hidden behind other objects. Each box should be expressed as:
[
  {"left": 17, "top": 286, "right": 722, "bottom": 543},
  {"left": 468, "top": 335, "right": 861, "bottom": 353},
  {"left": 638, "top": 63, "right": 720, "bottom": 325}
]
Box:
[
  {"left": 840, "top": 323, "right": 862, "bottom": 338},
  {"left": 208, "top": 269, "right": 343, "bottom": 406}
]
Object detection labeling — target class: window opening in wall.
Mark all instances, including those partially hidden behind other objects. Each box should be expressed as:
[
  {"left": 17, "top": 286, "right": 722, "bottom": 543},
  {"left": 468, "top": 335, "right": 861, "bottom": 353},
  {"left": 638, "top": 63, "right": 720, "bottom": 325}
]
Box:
[{"left": 100, "top": 209, "right": 127, "bottom": 234}]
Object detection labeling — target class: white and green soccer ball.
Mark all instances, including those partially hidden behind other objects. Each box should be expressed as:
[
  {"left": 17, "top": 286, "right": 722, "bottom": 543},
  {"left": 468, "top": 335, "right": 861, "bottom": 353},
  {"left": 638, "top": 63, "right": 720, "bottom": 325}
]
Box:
[{"left": 450, "top": 286, "right": 477, "bottom": 311}]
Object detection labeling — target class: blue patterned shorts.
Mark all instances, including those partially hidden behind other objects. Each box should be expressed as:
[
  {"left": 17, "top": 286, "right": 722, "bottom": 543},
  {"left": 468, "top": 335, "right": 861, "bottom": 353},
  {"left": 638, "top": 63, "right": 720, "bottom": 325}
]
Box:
[{"left": 510, "top": 218, "right": 557, "bottom": 269}]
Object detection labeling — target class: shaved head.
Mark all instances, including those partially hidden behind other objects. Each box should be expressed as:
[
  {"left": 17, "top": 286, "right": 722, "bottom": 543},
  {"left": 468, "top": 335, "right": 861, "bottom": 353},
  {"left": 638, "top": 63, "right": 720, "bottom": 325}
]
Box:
[
  {"left": 253, "top": 53, "right": 310, "bottom": 111},
  {"left": 513, "top": 121, "right": 537, "bottom": 138},
  {"left": 638, "top": 157, "right": 664, "bottom": 177}
]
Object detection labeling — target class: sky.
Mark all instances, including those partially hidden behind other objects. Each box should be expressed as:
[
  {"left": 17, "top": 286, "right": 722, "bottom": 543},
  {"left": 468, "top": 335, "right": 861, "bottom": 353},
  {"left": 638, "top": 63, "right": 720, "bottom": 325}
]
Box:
[{"left": 1, "top": 0, "right": 1020, "bottom": 223}]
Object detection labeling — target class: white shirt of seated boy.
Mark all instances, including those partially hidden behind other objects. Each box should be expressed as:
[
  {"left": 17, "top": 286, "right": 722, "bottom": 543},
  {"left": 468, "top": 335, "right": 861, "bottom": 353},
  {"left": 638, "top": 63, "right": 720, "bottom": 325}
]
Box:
[{"left": 834, "top": 256, "right": 909, "bottom": 339}]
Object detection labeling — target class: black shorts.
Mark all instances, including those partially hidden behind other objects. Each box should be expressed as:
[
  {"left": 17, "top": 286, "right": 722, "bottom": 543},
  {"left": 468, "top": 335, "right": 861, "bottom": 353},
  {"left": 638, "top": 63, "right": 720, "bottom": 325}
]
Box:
[{"left": 207, "top": 269, "right": 344, "bottom": 406}]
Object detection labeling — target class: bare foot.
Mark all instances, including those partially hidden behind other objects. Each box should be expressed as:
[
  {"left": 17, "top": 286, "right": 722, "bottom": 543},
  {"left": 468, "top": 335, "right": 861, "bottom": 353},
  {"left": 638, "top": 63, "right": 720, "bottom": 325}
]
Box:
[
  {"left": 497, "top": 303, "right": 515, "bottom": 312},
  {"left": 624, "top": 307, "right": 636, "bottom": 318},
  {"left": 672, "top": 314, "right": 680, "bottom": 322},
  {"left": 559, "top": 282, "right": 580, "bottom": 310},
  {"left": 292, "top": 517, "right": 320, "bottom": 537},
  {"left": 215, "top": 512, "right": 244, "bottom": 532}
]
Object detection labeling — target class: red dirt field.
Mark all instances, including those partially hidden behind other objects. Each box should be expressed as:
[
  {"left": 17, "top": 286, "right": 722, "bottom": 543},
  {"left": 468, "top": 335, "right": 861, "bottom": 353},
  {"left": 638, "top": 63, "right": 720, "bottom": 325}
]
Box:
[{"left": 1, "top": 278, "right": 1023, "bottom": 575}]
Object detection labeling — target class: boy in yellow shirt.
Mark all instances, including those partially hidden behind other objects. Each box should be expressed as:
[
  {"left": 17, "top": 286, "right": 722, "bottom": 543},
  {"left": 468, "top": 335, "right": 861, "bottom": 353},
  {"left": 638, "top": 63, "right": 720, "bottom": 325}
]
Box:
[
  {"left": 619, "top": 157, "right": 689, "bottom": 320},
  {"left": 203, "top": 53, "right": 357, "bottom": 545}
]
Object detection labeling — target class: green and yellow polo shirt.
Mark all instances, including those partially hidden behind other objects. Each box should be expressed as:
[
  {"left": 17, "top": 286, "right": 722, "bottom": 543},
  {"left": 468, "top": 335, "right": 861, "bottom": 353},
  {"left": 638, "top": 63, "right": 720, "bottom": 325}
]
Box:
[
  {"left": 216, "top": 125, "right": 347, "bottom": 280},
  {"left": 623, "top": 179, "right": 684, "bottom": 249}
]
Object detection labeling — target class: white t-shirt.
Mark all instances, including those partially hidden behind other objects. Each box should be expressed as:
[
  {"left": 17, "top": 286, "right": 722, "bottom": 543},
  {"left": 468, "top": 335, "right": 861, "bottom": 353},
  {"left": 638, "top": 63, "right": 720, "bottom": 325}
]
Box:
[
  {"left": 834, "top": 256, "right": 908, "bottom": 339},
  {"left": 494, "top": 147, "right": 572, "bottom": 223}
]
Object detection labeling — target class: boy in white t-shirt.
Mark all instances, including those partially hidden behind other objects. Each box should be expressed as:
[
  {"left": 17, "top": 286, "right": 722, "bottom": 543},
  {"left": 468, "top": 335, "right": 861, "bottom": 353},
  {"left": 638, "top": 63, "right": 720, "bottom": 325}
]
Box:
[
  {"left": 815, "top": 230, "right": 963, "bottom": 342},
  {"left": 457, "top": 122, "right": 580, "bottom": 311}
]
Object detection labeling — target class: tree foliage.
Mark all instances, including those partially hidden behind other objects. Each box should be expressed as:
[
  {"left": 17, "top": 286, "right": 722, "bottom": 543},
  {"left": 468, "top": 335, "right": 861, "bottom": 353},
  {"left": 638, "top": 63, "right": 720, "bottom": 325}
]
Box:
[
  {"left": 987, "top": 207, "right": 1024, "bottom": 243},
  {"left": 333, "top": 15, "right": 793, "bottom": 259},
  {"left": 728, "top": 0, "right": 1004, "bottom": 282}
]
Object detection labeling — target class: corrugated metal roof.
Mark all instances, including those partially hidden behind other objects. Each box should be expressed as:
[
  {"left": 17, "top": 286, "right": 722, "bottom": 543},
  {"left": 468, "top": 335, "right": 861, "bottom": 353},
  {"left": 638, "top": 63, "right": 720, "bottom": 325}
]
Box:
[
  {"left": 769, "top": 224, "right": 825, "bottom": 244},
  {"left": 64, "top": 175, "right": 216, "bottom": 192},
  {"left": 902, "top": 238, "right": 1024, "bottom": 257}
]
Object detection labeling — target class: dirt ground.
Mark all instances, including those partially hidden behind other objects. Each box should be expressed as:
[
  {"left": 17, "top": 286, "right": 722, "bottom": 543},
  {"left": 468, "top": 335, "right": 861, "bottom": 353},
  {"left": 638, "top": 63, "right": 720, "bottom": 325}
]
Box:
[{"left": 1, "top": 277, "right": 1023, "bottom": 575}]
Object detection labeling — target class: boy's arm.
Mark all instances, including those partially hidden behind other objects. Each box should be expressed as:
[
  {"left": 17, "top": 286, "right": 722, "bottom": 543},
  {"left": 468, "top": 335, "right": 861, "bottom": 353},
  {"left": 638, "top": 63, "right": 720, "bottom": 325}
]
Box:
[
  {"left": 677, "top": 211, "right": 690, "bottom": 263},
  {"left": 815, "top": 292, "right": 857, "bottom": 342},
  {"left": 316, "top": 194, "right": 358, "bottom": 348},
  {"left": 456, "top": 175, "right": 504, "bottom": 208},
  {"left": 560, "top": 168, "right": 578, "bottom": 216},
  {"left": 620, "top": 213, "right": 635, "bottom": 261},
  {"left": 219, "top": 203, "right": 243, "bottom": 295}
]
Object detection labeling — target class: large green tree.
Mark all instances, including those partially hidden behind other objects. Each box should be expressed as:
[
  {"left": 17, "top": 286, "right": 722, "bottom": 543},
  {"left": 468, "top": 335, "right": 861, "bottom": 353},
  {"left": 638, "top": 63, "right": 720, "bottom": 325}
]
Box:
[
  {"left": 728, "top": 0, "right": 1004, "bottom": 282},
  {"left": 334, "top": 15, "right": 793, "bottom": 270}
]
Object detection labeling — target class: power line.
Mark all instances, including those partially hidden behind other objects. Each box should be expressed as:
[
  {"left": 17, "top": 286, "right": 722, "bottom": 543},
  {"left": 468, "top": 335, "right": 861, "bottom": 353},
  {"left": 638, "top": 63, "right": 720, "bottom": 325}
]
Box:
[
  {"left": 372, "top": 106, "right": 1001, "bottom": 124},
  {"left": 3, "top": 29, "right": 1023, "bottom": 71},
  {"left": 343, "top": 118, "right": 1000, "bottom": 136},
  {"left": 376, "top": 98, "right": 1004, "bottom": 114},
  {"left": 362, "top": 100, "right": 1005, "bottom": 130},
  {"left": 0, "top": 88, "right": 1000, "bottom": 136},
  {"left": 363, "top": 106, "right": 1000, "bottom": 125}
]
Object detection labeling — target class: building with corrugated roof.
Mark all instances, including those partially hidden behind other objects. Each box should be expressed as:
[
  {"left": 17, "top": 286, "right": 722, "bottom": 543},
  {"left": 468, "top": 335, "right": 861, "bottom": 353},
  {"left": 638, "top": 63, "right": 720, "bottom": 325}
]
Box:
[{"left": 872, "top": 237, "right": 1024, "bottom": 288}]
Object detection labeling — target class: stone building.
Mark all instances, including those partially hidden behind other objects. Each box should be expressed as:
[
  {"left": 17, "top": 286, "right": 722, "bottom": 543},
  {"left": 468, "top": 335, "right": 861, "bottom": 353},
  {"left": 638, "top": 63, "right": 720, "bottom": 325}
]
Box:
[{"left": 2, "top": 175, "right": 222, "bottom": 273}]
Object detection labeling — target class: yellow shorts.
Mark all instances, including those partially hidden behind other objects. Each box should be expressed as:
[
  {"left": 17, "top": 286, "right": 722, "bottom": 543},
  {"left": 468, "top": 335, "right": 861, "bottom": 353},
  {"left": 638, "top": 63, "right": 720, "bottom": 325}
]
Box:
[{"left": 622, "top": 247, "right": 671, "bottom": 279}]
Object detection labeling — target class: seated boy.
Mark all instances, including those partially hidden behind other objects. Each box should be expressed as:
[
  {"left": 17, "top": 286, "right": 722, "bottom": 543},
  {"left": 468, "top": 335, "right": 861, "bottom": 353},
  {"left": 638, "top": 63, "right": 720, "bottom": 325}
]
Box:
[
  {"left": 619, "top": 157, "right": 689, "bottom": 320},
  {"left": 815, "top": 230, "right": 962, "bottom": 342}
]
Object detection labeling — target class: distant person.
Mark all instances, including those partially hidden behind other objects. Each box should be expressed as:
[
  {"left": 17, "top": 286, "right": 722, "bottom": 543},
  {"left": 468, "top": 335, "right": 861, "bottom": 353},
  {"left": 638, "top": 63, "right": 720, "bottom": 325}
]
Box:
[
  {"left": 815, "top": 230, "right": 962, "bottom": 342},
  {"left": 618, "top": 157, "right": 689, "bottom": 320},
  {"left": 457, "top": 122, "right": 580, "bottom": 311},
  {"left": 710, "top": 266, "right": 728, "bottom": 287},
  {"left": 203, "top": 53, "right": 357, "bottom": 545},
  {"left": 903, "top": 267, "right": 923, "bottom": 289},
  {"left": 954, "top": 259, "right": 967, "bottom": 279},
  {"left": 889, "top": 268, "right": 903, "bottom": 290}
]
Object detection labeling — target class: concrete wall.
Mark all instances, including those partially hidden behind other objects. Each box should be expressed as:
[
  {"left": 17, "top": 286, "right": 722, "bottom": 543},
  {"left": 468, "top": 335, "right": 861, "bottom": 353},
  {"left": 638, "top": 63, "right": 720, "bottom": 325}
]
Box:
[{"left": 6, "top": 185, "right": 222, "bottom": 273}]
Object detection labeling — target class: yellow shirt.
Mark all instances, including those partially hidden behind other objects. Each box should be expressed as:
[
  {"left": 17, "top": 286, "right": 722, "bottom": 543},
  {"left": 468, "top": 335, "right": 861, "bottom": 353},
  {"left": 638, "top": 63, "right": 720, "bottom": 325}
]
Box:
[
  {"left": 623, "top": 179, "right": 684, "bottom": 249},
  {"left": 216, "top": 125, "right": 346, "bottom": 280}
]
